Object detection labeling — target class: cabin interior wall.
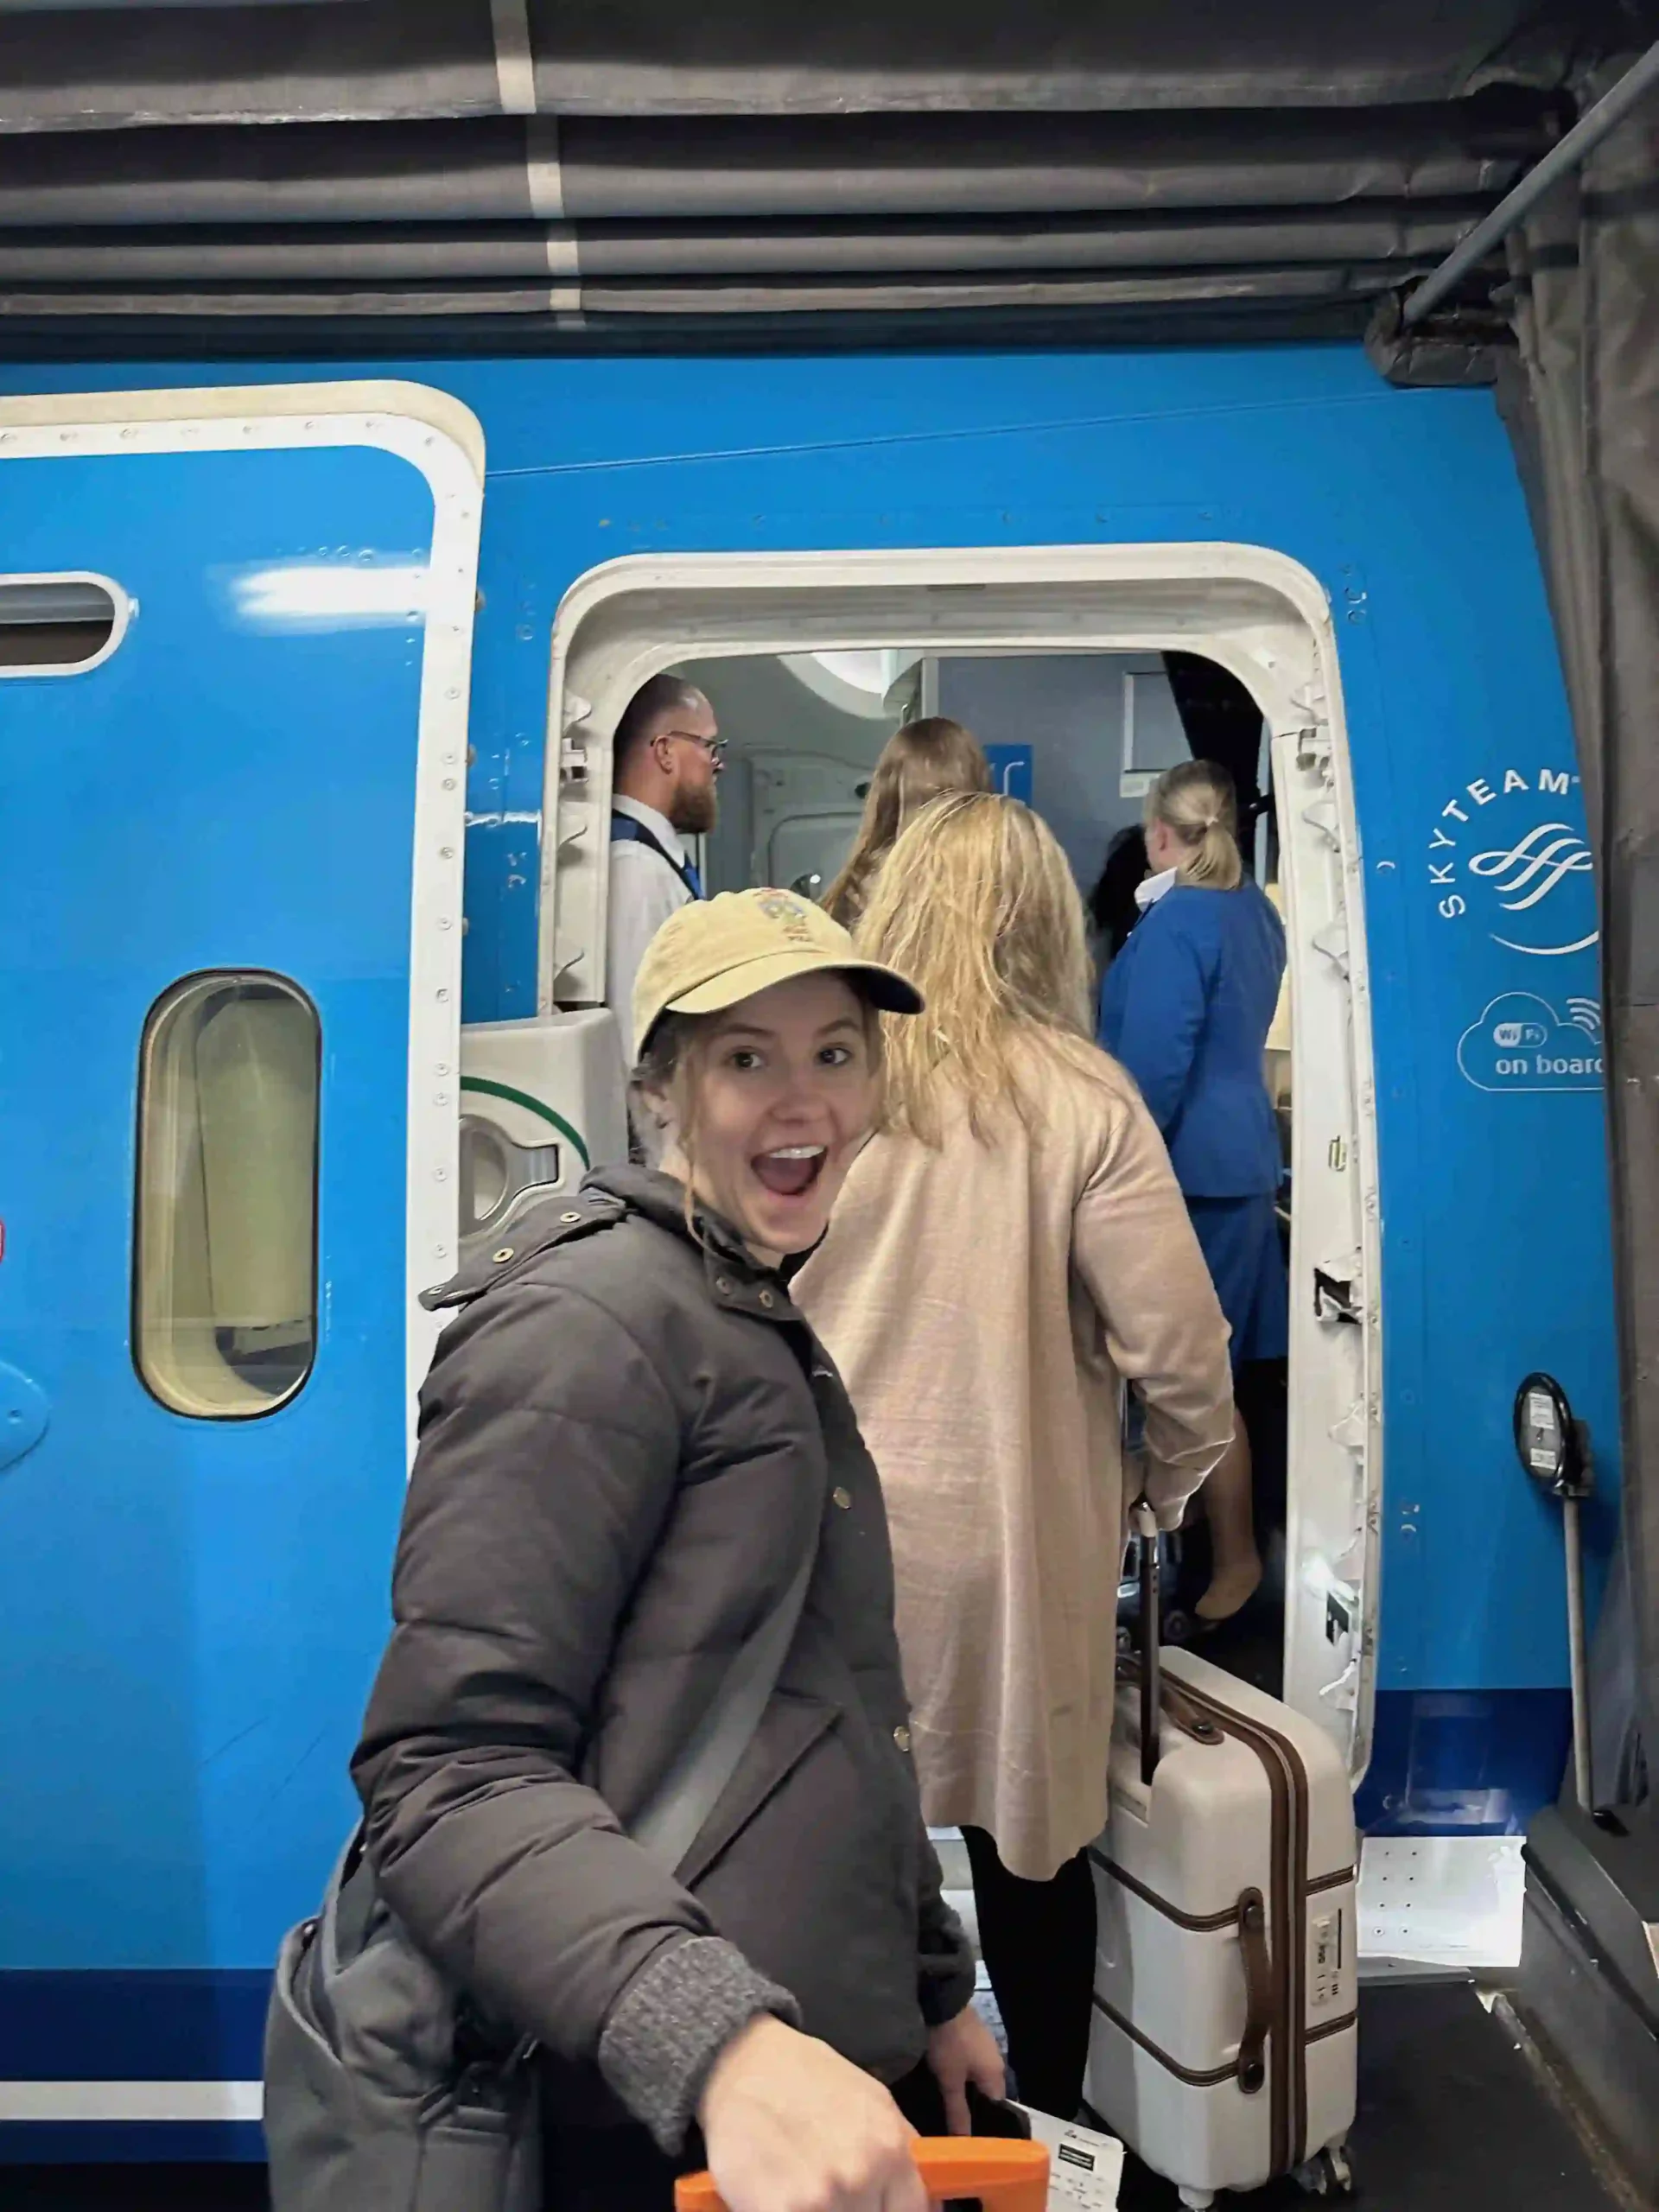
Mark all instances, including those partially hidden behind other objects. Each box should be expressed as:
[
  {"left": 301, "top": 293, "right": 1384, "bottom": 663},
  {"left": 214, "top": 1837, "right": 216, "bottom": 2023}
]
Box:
[
  {"left": 936, "top": 652, "right": 1166, "bottom": 895},
  {"left": 684, "top": 648, "right": 1232, "bottom": 911},
  {"left": 673, "top": 652, "right": 896, "bottom": 895}
]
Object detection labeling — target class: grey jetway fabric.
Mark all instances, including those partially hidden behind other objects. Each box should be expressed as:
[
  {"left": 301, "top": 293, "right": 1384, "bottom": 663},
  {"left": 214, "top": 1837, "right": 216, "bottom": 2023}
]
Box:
[
  {"left": 0, "top": 103, "right": 1545, "bottom": 321},
  {"left": 1589, "top": 1537, "right": 1650, "bottom": 1808},
  {"left": 0, "top": 102, "right": 1562, "bottom": 326},
  {"left": 1446, "top": 59, "right": 1659, "bottom": 1795},
  {"left": 0, "top": 110, "right": 1543, "bottom": 225},
  {"left": 0, "top": 269, "right": 1436, "bottom": 323},
  {"left": 0, "top": 212, "right": 1489, "bottom": 284},
  {"left": 0, "top": 0, "right": 1622, "bottom": 333},
  {"left": 0, "top": 1, "right": 1609, "bottom": 130}
]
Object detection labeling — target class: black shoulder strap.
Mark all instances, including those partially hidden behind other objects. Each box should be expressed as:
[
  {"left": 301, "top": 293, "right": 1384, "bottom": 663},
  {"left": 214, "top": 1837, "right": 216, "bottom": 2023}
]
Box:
[
  {"left": 611, "top": 809, "right": 701, "bottom": 899},
  {"left": 420, "top": 1188, "right": 628, "bottom": 1313}
]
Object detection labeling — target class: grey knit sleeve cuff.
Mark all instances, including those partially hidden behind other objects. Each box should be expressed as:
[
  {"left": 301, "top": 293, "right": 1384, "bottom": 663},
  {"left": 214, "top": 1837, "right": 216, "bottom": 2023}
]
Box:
[
  {"left": 597, "top": 1935, "right": 802, "bottom": 2153},
  {"left": 918, "top": 1942, "right": 978, "bottom": 2030}
]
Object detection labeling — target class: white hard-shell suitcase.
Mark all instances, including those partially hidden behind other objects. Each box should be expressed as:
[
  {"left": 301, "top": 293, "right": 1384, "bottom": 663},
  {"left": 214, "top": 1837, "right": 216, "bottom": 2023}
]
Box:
[{"left": 1084, "top": 1508, "right": 1358, "bottom": 2208}]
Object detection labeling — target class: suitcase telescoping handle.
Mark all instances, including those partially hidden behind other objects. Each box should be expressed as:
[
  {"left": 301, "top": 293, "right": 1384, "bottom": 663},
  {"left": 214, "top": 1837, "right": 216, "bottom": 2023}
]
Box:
[
  {"left": 1131, "top": 1497, "right": 1162, "bottom": 1785},
  {"left": 675, "top": 2138, "right": 1051, "bottom": 2212}
]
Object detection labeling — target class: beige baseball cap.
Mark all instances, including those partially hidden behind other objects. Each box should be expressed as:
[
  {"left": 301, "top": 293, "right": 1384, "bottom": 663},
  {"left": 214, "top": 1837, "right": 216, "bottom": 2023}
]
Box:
[{"left": 632, "top": 887, "right": 924, "bottom": 1060}]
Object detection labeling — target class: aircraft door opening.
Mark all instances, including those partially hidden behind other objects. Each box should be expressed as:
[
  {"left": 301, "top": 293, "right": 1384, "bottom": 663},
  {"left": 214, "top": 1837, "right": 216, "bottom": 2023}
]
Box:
[{"left": 537, "top": 545, "right": 1380, "bottom": 1781}]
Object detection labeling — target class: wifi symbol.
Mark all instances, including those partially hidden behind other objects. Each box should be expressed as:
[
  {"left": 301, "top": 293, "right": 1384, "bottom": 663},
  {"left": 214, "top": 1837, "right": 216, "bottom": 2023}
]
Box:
[{"left": 1567, "top": 997, "right": 1601, "bottom": 1039}]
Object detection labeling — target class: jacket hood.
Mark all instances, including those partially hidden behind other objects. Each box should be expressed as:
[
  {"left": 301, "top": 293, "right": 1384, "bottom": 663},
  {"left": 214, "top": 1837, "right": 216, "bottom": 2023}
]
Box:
[
  {"left": 583, "top": 1162, "right": 755, "bottom": 1273},
  {"left": 587, "top": 1163, "right": 827, "bottom": 1312},
  {"left": 421, "top": 1163, "right": 813, "bottom": 1324}
]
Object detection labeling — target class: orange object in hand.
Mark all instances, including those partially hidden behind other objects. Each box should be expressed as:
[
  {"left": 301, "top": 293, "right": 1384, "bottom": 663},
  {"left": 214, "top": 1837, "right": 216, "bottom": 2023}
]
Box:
[{"left": 674, "top": 2135, "right": 1050, "bottom": 2212}]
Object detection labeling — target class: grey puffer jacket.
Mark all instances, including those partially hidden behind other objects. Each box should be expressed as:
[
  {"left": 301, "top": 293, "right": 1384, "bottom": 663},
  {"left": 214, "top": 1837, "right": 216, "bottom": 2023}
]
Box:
[{"left": 352, "top": 1165, "right": 975, "bottom": 2156}]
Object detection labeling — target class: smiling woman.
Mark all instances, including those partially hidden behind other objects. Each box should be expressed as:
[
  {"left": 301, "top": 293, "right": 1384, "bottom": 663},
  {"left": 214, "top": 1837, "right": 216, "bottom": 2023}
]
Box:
[
  {"left": 333, "top": 882, "right": 1011, "bottom": 2212},
  {"left": 634, "top": 977, "right": 880, "bottom": 1259},
  {"left": 628, "top": 887, "right": 923, "bottom": 1261},
  {"left": 677, "top": 982, "right": 873, "bottom": 1236}
]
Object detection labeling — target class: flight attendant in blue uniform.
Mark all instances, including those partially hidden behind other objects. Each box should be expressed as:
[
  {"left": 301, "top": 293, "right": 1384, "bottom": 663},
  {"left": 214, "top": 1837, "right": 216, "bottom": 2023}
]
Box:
[{"left": 1098, "top": 760, "right": 1287, "bottom": 1624}]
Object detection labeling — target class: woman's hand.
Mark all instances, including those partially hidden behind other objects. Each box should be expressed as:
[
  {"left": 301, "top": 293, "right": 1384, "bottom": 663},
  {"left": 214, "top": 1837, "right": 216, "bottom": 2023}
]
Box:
[
  {"left": 925, "top": 2004, "right": 1007, "bottom": 2133},
  {"left": 697, "top": 2014, "right": 926, "bottom": 2212}
]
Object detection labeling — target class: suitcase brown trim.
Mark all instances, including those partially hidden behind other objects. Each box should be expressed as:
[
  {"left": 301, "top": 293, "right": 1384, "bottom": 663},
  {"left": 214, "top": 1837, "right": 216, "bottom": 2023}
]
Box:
[
  {"left": 1306, "top": 2009, "right": 1359, "bottom": 2046},
  {"left": 1306, "top": 1867, "right": 1356, "bottom": 1897},
  {"left": 1236, "top": 1888, "right": 1273, "bottom": 2094},
  {"left": 1088, "top": 1847, "right": 1249, "bottom": 1934},
  {"left": 1114, "top": 1661, "right": 1355, "bottom": 2178},
  {"left": 1158, "top": 1675, "right": 1305, "bottom": 2173},
  {"left": 1090, "top": 1992, "right": 1246, "bottom": 2090}
]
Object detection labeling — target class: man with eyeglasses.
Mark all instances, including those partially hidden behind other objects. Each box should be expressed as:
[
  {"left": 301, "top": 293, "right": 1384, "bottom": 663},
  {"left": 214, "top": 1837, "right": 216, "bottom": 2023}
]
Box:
[{"left": 607, "top": 671, "right": 723, "bottom": 1057}]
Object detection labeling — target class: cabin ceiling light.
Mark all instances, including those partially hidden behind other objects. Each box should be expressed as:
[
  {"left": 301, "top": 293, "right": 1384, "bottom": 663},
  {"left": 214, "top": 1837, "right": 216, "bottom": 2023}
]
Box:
[{"left": 780, "top": 647, "right": 926, "bottom": 715}]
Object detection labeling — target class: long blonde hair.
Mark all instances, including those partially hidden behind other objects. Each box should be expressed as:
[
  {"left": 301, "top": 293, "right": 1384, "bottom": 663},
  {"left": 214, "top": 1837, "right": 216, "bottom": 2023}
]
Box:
[
  {"left": 855, "top": 790, "right": 1121, "bottom": 1146},
  {"left": 1145, "top": 759, "right": 1245, "bottom": 890},
  {"left": 822, "top": 717, "right": 991, "bottom": 928}
]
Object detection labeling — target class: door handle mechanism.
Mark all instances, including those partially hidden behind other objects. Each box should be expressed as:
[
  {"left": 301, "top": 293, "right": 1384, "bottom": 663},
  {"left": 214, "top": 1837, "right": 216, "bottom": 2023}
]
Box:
[{"left": 1313, "top": 1268, "right": 1362, "bottom": 1326}]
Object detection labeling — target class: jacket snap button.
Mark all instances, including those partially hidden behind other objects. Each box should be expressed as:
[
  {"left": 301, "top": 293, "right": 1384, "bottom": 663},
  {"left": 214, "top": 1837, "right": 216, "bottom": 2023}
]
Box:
[
  {"left": 560, "top": 1211, "right": 582, "bottom": 1224},
  {"left": 493, "top": 1247, "right": 514, "bottom": 1263},
  {"left": 759, "top": 1289, "right": 775, "bottom": 1309},
  {"left": 893, "top": 1726, "right": 912, "bottom": 1753},
  {"left": 715, "top": 1276, "right": 733, "bottom": 1294},
  {"left": 832, "top": 1486, "right": 852, "bottom": 1510}
]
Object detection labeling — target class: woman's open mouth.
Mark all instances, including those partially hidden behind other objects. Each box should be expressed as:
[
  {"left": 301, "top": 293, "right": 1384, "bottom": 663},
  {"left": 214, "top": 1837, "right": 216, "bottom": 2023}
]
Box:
[{"left": 751, "top": 1144, "right": 827, "bottom": 1198}]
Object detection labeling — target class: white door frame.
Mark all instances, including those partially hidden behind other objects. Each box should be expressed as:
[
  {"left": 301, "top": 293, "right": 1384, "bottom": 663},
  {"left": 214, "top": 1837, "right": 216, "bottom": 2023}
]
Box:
[{"left": 540, "top": 543, "right": 1382, "bottom": 1777}]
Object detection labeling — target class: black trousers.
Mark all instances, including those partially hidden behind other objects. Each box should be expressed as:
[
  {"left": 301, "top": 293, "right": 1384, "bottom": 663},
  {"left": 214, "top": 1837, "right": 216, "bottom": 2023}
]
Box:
[{"left": 961, "top": 1826, "right": 1096, "bottom": 2121}]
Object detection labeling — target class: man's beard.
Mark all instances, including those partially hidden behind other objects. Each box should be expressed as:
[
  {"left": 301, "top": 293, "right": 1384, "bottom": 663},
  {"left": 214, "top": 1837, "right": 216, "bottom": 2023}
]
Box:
[{"left": 670, "top": 781, "right": 717, "bottom": 837}]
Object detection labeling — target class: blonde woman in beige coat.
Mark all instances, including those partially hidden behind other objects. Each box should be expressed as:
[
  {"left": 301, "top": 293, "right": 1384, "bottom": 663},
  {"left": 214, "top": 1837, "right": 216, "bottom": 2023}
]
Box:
[{"left": 795, "top": 791, "right": 1235, "bottom": 2120}]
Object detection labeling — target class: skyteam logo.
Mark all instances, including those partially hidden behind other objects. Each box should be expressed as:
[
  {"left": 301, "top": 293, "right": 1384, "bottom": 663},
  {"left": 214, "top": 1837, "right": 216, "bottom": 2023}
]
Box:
[
  {"left": 1429, "top": 766, "right": 1599, "bottom": 957},
  {"left": 1468, "top": 822, "right": 1595, "bottom": 938}
]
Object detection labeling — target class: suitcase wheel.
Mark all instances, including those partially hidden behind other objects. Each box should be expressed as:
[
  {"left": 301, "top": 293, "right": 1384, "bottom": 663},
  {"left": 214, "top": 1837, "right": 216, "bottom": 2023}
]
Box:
[{"left": 1294, "top": 2144, "right": 1355, "bottom": 2197}]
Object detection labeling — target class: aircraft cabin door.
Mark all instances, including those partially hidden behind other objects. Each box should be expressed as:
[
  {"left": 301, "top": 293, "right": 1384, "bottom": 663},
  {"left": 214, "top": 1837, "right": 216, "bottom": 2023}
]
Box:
[{"left": 0, "top": 383, "right": 481, "bottom": 2129}]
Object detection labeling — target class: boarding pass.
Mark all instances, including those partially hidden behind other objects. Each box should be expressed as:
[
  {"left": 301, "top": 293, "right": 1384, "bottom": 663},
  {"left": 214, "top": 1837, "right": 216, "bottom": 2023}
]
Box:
[{"left": 1010, "top": 2107, "right": 1123, "bottom": 2211}]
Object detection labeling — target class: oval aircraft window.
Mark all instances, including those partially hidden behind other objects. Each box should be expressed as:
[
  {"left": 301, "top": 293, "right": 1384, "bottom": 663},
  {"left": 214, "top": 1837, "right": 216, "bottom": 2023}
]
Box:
[
  {"left": 0, "top": 575, "right": 124, "bottom": 674},
  {"left": 134, "top": 971, "right": 320, "bottom": 1420}
]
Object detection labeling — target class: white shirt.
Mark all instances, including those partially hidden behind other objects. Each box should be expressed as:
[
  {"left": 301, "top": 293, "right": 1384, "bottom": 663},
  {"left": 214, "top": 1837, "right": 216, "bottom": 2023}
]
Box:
[
  {"left": 1135, "top": 865, "right": 1179, "bottom": 912},
  {"left": 607, "top": 793, "right": 695, "bottom": 1058}
]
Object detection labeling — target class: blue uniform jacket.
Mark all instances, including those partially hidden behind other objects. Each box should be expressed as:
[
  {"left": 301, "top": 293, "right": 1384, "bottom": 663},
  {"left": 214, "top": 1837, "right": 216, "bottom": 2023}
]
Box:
[{"left": 1097, "top": 878, "right": 1286, "bottom": 1199}]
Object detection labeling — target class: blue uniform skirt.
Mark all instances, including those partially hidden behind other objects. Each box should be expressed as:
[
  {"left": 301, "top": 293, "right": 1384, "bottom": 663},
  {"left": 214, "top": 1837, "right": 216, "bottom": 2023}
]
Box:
[{"left": 1186, "top": 1192, "right": 1289, "bottom": 1373}]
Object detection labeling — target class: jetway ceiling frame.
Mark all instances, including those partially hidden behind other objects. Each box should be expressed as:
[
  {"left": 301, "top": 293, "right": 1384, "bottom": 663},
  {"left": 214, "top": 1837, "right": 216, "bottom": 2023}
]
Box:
[
  {"left": 0, "top": 2, "right": 1614, "bottom": 125},
  {"left": 0, "top": 1, "right": 1642, "bottom": 342}
]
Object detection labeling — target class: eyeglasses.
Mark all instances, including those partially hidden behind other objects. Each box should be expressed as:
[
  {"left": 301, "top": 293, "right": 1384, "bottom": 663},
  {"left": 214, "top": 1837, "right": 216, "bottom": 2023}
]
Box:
[{"left": 659, "top": 728, "right": 727, "bottom": 765}]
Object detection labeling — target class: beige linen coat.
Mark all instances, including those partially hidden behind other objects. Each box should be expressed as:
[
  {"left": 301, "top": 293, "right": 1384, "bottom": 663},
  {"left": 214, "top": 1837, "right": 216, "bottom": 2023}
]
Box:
[{"left": 795, "top": 1049, "right": 1235, "bottom": 1880}]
